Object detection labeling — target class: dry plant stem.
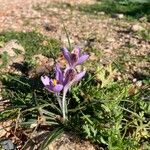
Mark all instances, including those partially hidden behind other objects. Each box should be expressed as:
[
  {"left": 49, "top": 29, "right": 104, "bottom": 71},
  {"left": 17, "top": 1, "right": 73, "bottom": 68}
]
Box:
[
  {"left": 14, "top": 109, "right": 21, "bottom": 133},
  {"left": 21, "top": 124, "right": 39, "bottom": 150}
]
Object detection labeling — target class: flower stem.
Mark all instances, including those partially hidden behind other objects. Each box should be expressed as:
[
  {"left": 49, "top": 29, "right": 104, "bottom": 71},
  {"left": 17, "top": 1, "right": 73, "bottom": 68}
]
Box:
[
  {"left": 55, "top": 93, "right": 62, "bottom": 111},
  {"left": 62, "top": 88, "right": 67, "bottom": 121}
]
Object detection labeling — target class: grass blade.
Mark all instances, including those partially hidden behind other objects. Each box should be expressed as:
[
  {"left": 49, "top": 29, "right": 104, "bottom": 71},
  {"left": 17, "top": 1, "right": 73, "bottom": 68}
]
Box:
[{"left": 39, "top": 127, "right": 64, "bottom": 150}]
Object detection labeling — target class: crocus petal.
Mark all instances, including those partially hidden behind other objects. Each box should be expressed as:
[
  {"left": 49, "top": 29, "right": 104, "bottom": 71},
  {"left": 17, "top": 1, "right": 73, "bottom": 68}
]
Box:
[
  {"left": 41, "top": 76, "right": 50, "bottom": 86},
  {"left": 70, "top": 53, "right": 78, "bottom": 66},
  {"left": 72, "top": 47, "right": 81, "bottom": 57},
  {"left": 77, "top": 54, "right": 89, "bottom": 65},
  {"left": 62, "top": 48, "right": 71, "bottom": 65},
  {"left": 74, "top": 70, "right": 86, "bottom": 82},
  {"left": 63, "top": 67, "right": 76, "bottom": 86},
  {"left": 63, "top": 71, "right": 86, "bottom": 93},
  {"left": 55, "top": 64, "right": 63, "bottom": 84},
  {"left": 69, "top": 47, "right": 81, "bottom": 66},
  {"left": 63, "top": 65, "right": 70, "bottom": 75},
  {"left": 52, "top": 84, "right": 63, "bottom": 92}
]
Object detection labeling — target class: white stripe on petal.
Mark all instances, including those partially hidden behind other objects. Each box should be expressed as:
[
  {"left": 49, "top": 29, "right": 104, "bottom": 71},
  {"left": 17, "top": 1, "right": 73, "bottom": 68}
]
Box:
[{"left": 41, "top": 76, "right": 50, "bottom": 86}]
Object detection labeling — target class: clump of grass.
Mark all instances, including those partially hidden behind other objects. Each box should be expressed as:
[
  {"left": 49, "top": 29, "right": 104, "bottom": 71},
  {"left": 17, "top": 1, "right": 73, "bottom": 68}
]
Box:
[
  {"left": 0, "top": 31, "right": 60, "bottom": 59},
  {"left": 33, "top": 2, "right": 74, "bottom": 12},
  {"left": 69, "top": 68, "right": 150, "bottom": 149},
  {"left": 138, "top": 29, "right": 150, "bottom": 41}
]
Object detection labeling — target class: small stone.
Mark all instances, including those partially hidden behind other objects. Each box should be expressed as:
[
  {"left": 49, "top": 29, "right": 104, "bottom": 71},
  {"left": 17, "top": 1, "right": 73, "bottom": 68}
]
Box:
[
  {"left": 107, "top": 37, "right": 115, "bottom": 42},
  {"left": 98, "top": 11, "right": 105, "bottom": 15},
  {"left": 136, "top": 81, "right": 142, "bottom": 87},
  {"left": 0, "top": 120, "right": 12, "bottom": 138},
  {"left": 133, "top": 78, "right": 137, "bottom": 83},
  {"left": 0, "top": 139, "right": 15, "bottom": 150},
  {"left": 89, "top": 52, "right": 98, "bottom": 61},
  {"left": 13, "top": 55, "right": 24, "bottom": 64},
  {"left": 48, "top": 133, "right": 96, "bottom": 150},
  {"left": 0, "top": 40, "right": 25, "bottom": 72},
  {"left": 76, "top": 65, "right": 82, "bottom": 72},
  {"left": 112, "top": 14, "right": 124, "bottom": 19},
  {"left": 139, "top": 16, "right": 147, "bottom": 22},
  {"left": 131, "top": 24, "right": 145, "bottom": 32},
  {"left": 0, "top": 39, "right": 25, "bottom": 57},
  {"left": 129, "top": 38, "right": 138, "bottom": 45},
  {"left": 42, "top": 40, "right": 48, "bottom": 46},
  {"left": 29, "top": 54, "right": 55, "bottom": 77},
  {"left": 60, "top": 36, "right": 74, "bottom": 47},
  {"left": 33, "top": 54, "right": 48, "bottom": 65},
  {"left": 125, "top": 34, "right": 130, "bottom": 39},
  {"left": 33, "top": 54, "right": 54, "bottom": 67},
  {"left": 43, "top": 23, "right": 57, "bottom": 32},
  {"left": 79, "top": 40, "right": 89, "bottom": 48},
  {"left": 117, "top": 14, "right": 124, "bottom": 19}
]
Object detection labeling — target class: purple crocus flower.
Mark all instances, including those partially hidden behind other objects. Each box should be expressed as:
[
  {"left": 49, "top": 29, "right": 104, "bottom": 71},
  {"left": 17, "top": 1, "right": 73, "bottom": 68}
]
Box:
[
  {"left": 41, "top": 46, "right": 88, "bottom": 121},
  {"left": 63, "top": 67, "right": 86, "bottom": 90},
  {"left": 41, "top": 64, "right": 63, "bottom": 93},
  {"left": 61, "top": 67, "right": 86, "bottom": 121},
  {"left": 62, "top": 47, "right": 89, "bottom": 67}
]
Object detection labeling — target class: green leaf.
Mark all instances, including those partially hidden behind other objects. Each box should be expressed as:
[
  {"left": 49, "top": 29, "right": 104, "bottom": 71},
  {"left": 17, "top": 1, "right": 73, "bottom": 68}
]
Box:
[
  {"left": 0, "top": 51, "right": 9, "bottom": 68},
  {"left": 39, "top": 127, "right": 64, "bottom": 150}
]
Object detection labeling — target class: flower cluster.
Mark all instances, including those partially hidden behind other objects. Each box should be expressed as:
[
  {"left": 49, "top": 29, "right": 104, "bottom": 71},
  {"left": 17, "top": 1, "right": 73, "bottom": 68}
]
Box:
[
  {"left": 41, "top": 47, "right": 89, "bottom": 121},
  {"left": 41, "top": 47, "right": 89, "bottom": 93}
]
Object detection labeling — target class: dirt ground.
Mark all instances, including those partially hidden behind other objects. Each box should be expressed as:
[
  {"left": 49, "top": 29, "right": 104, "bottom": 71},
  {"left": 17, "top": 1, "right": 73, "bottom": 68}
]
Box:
[{"left": 0, "top": 0, "right": 149, "bottom": 69}]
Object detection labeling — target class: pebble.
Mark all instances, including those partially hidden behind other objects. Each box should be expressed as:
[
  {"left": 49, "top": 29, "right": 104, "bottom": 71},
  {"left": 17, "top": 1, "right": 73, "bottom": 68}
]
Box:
[
  {"left": 0, "top": 40, "right": 25, "bottom": 70},
  {"left": 60, "top": 36, "right": 74, "bottom": 47},
  {"left": 98, "top": 11, "right": 105, "bottom": 15},
  {"left": 112, "top": 14, "right": 124, "bottom": 19},
  {"left": 0, "top": 39, "right": 25, "bottom": 57},
  {"left": 48, "top": 134, "right": 96, "bottom": 150},
  {"left": 107, "top": 37, "right": 115, "bottom": 42},
  {"left": 131, "top": 24, "right": 145, "bottom": 32}
]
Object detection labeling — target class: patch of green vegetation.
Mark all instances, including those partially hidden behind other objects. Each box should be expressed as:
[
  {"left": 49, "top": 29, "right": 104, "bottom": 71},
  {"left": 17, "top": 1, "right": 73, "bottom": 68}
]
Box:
[
  {"left": 69, "top": 69, "right": 150, "bottom": 149},
  {"left": 32, "top": 4, "right": 45, "bottom": 11},
  {"left": 138, "top": 29, "right": 150, "bottom": 41},
  {"left": 0, "top": 30, "right": 149, "bottom": 149},
  {"left": 78, "top": 0, "right": 150, "bottom": 20},
  {"left": 1, "top": 62, "right": 150, "bottom": 149},
  {"left": 0, "top": 31, "right": 60, "bottom": 59},
  {"left": 33, "top": 2, "right": 74, "bottom": 12}
]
